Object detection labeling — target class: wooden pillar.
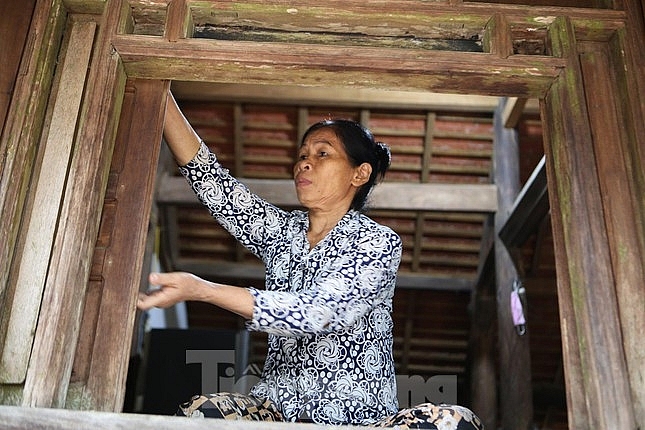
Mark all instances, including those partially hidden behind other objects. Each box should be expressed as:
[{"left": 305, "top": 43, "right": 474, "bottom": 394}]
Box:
[
  {"left": 71, "top": 79, "right": 167, "bottom": 411},
  {"left": 541, "top": 16, "right": 637, "bottom": 429},
  {"left": 469, "top": 215, "right": 497, "bottom": 430},
  {"left": 21, "top": 0, "right": 129, "bottom": 408},
  {"left": 493, "top": 100, "right": 534, "bottom": 429}
]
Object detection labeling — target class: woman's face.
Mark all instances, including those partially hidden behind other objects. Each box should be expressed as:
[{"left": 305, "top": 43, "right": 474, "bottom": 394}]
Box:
[{"left": 293, "top": 128, "right": 370, "bottom": 212}]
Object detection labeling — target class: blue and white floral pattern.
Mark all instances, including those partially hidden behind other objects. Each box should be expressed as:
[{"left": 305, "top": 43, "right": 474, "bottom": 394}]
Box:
[{"left": 179, "top": 142, "right": 402, "bottom": 425}]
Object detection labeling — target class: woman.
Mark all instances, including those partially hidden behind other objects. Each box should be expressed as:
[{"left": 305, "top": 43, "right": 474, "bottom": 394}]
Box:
[
  {"left": 138, "top": 91, "right": 484, "bottom": 430},
  {"left": 138, "top": 91, "right": 400, "bottom": 425}
]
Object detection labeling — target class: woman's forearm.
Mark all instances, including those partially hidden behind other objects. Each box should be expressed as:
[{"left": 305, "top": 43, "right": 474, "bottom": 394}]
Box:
[
  {"left": 163, "top": 91, "right": 201, "bottom": 166},
  {"left": 138, "top": 272, "right": 255, "bottom": 320}
]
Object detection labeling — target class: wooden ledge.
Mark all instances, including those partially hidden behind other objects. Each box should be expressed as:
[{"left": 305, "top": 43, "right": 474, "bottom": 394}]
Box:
[{"left": 0, "top": 405, "right": 341, "bottom": 430}]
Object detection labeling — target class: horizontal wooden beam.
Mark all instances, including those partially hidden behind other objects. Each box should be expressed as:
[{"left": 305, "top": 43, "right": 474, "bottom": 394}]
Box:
[
  {"left": 0, "top": 405, "right": 319, "bottom": 430},
  {"left": 113, "top": 35, "right": 565, "bottom": 98},
  {"left": 157, "top": 175, "right": 498, "bottom": 212},
  {"left": 127, "top": 0, "right": 626, "bottom": 44},
  {"left": 175, "top": 260, "right": 474, "bottom": 292},
  {"left": 171, "top": 82, "right": 501, "bottom": 112}
]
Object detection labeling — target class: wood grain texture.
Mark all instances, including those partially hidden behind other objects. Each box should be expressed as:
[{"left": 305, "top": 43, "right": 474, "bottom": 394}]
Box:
[
  {"left": 542, "top": 16, "right": 636, "bottom": 429},
  {"left": 0, "top": 17, "right": 96, "bottom": 385}
]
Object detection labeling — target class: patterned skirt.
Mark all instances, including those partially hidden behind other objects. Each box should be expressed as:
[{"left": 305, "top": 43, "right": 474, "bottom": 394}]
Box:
[{"left": 176, "top": 392, "right": 484, "bottom": 429}]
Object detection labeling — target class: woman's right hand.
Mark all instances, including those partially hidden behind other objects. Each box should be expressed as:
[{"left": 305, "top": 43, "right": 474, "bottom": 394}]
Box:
[{"left": 137, "top": 271, "right": 203, "bottom": 311}]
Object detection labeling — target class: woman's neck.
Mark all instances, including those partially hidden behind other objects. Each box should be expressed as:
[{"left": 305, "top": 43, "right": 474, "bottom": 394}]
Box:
[{"left": 307, "top": 207, "right": 350, "bottom": 248}]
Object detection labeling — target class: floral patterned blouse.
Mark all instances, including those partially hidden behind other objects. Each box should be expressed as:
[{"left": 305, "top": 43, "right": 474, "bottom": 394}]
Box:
[{"left": 179, "top": 142, "right": 402, "bottom": 425}]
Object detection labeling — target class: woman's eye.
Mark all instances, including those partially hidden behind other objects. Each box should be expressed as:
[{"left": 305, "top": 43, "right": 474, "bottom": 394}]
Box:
[
  {"left": 298, "top": 154, "right": 307, "bottom": 160},
  {"left": 319, "top": 151, "right": 328, "bottom": 157}
]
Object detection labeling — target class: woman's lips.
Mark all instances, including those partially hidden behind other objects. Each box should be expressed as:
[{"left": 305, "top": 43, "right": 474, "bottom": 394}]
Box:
[{"left": 295, "top": 177, "right": 311, "bottom": 188}]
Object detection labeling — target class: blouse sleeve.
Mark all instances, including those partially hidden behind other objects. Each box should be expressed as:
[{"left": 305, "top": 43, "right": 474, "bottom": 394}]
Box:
[
  {"left": 245, "top": 226, "right": 402, "bottom": 337},
  {"left": 178, "top": 141, "right": 287, "bottom": 262}
]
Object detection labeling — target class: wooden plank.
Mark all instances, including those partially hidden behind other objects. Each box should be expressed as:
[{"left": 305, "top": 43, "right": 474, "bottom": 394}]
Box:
[
  {"left": 469, "top": 214, "right": 497, "bottom": 429},
  {"left": 501, "top": 97, "right": 528, "bottom": 128},
  {"left": 114, "top": 35, "right": 565, "bottom": 98},
  {"left": 542, "top": 16, "right": 636, "bottom": 429},
  {"left": 126, "top": 0, "right": 626, "bottom": 43},
  {"left": 21, "top": 0, "right": 129, "bottom": 408},
  {"left": 0, "top": 0, "right": 65, "bottom": 316},
  {"left": 0, "top": 0, "right": 36, "bottom": 137},
  {"left": 82, "top": 78, "right": 166, "bottom": 412},
  {"left": 0, "top": 18, "right": 96, "bottom": 385},
  {"left": 493, "top": 99, "right": 534, "bottom": 429},
  {"left": 157, "top": 175, "right": 498, "bottom": 212},
  {"left": 498, "top": 156, "right": 549, "bottom": 252},
  {"left": 2, "top": 405, "right": 343, "bottom": 430},
  {"left": 164, "top": 0, "right": 190, "bottom": 41},
  {"left": 579, "top": 40, "right": 645, "bottom": 429},
  {"left": 483, "top": 13, "right": 513, "bottom": 58},
  {"left": 62, "top": 0, "right": 106, "bottom": 15},
  {"left": 175, "top": 259, "right": 474, "bottom": 292},
  {"left": 172, "top": 82, "right": 501, "bottom": 112}
]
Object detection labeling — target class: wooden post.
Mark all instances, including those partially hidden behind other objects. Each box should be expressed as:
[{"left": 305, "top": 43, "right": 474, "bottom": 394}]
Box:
[
  {"left": 541, "top": 16, "right": 636, "bottom": 429},
  {"left": 79, "top": 79, "right": 167, "bottom": 412},
  {"left": 469, "top": 215, "right": 497, "bottom": 429},
  {"left": 493, "top": 99, "right": 534, "bottom": 429}
]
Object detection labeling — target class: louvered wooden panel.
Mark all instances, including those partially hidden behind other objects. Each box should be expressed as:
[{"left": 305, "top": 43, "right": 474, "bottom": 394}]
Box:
[{"left": 242, "top": 105, "right": 299, "bottom": 179}]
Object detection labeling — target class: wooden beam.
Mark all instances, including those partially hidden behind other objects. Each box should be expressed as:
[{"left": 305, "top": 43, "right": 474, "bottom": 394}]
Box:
[
  {"left": 171, "top": 82, "right": 501, "bottom": 112},
  {"left": 113, "top": 35, "right": 565, "bottom": 98},
  {"left": 493, "top": 99, "right": 534, "bottom": 429},
  {"left": 1, "top": 405, "right": 332, "bottom": 430},
  {"left": 501, "top": 97, "right": 528, "bottom": 128},
  {"left": 157, "top": 175, "right": 498, "bottom": 213},
  {"left": 126, "top": 0, "right": 627, "bottom": 44},
  {"left": 498, "top": 156, "right": 549, "bottom": 252},
  {"left": 175, "top": 260, "right": 474, "bottom": 292}
]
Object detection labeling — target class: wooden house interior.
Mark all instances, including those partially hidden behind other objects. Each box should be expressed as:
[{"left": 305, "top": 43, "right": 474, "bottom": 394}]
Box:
[{"left": 0, "top": 0, "right": 643, "bottom": 429}]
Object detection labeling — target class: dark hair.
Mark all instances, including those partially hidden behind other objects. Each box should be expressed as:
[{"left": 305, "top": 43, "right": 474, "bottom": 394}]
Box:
[{"left": 300, "top": 119, "right": 391, "bottom": 212}]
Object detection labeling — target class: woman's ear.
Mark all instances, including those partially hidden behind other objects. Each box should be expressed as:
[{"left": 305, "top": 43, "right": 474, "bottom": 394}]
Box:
[{"left": 352, "top": 163, "right": 372, "bottom": 187}]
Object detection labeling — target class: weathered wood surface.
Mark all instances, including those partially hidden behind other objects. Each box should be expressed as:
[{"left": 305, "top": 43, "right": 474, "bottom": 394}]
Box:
[
  {"left": 0, "top": 0, "right": 36, "bottom": 136},
  {"left": 0, "top": 17, "right": 96, "bottom": 385},
  {"left": 157, "top": 175, "right": 498, "bottom": 212},
  {"left": 21, "top": 2, "right": 128, "bottom": 407},
  {"left": 542, "top": 16, "right": 636, "bottom": 429},
  {"left": 579, "top": 38, "right": 645, "bottom": 428},
  {"left": 493, "top": 100, "right": 533, "bottom": 429},
  {"left": 0, "top": 1, "right": 643, "bottom": 428},
  {"left": 73, "top": 79, "right": 166, "bottom": 411},
  {"left": 114, "top": 35, "right": 565, "bottom": 97},
  {"left": 0, "top": 404, "right": 329, "bottom": 430},
  {"left": 498, "top": 156, "right": 548, "bottom": 253},
  {"left": 468, "top": 214, "right": 497, "bottom": 429},
  {"left": 127, "top": 0, "right": 626, "bottom": 43},
  {"left": 171, "top": 82, "right": 501, "bottom": 113},
  {"left": 0, "top": 0, "right": 65, "bottom": 347}
]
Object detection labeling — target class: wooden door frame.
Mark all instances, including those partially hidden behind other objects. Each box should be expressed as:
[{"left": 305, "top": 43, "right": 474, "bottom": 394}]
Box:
[{"left": 1, "top": 1, "right": 643, "bottom": 428}]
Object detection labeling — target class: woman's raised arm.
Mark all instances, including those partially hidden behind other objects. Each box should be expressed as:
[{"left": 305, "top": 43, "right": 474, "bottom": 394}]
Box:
[{"left": 163, "top": 90, "right": 201, "bottom": 166}]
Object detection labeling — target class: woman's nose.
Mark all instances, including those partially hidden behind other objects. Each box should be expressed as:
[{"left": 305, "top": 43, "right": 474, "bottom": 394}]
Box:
[{"left": 296, "top": 160, "right": 311, "bottom": 172}]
